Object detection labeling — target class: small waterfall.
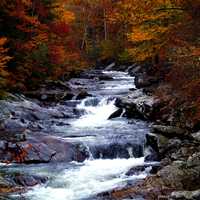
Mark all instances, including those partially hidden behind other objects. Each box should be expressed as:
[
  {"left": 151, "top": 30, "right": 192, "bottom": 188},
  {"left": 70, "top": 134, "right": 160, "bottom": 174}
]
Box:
[{"left": 72, "top": 97, "right": 118, "bottom": 128}]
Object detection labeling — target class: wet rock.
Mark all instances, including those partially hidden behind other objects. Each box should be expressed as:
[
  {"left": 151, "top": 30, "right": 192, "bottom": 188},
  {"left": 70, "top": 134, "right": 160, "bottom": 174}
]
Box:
[
  {"left": 145, "top": 132, "right": 185, "bottom": 161},
  {"left": 90, "top": 143, "right": 143, "bottom": 159},
  {"left": 151, "top": 125, "right": 187, "bottom": 138},
  {"left": 116, "top": 90, "right": 158, "bottom": 120},
  {"left": 108, "top": 108, "right": 123, "bottom": 120},
  {"left": 98, "top": 75, "right": 113, "bottom": 81},
  {"left": 76, "top": 90, "right": 92, "bottom": 100},
  {"left": 144, "top": 146, "right": 159, "bottom": 162},
  {"left": 11, "top": 174, "right": 47, "bottom": 187},
  {"left": 41, "top": 136, "right": 90, "bottom": 162},
  {"left": 126, "top": 163, "right": 161, "bottom": 176},
  {"left": 22, "top": 142, "right": 56, "bottom": 163},
  {"left": 146, "top": 133, "right": 159, "bottom": 153},
  {"left": 126, "top": 165, "right": 147, "bottom": 176},
  {"left": 170, "top": 189, "right": 200, "bottom": 200}
]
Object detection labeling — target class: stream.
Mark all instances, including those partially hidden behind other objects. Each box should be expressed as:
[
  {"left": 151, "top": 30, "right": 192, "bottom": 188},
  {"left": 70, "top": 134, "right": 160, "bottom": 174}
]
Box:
[{"left": 2, "top": 70, "right": 155, "bottom": 200}]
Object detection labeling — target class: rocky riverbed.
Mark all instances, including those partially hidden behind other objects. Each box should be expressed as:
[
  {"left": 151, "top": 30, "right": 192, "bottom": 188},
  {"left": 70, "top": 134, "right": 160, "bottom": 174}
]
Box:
[
  {"left": 0, "top": 64, "right": 200, "bottom": 200},
  {"left": 0, "top": 66, "right": 158, "bottom": 200}
]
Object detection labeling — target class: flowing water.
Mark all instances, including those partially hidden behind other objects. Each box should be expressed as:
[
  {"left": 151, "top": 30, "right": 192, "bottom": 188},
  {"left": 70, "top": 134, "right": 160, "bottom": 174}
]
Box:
[{"left": 3, "top": 70, "right": 155, "bottom": 200}]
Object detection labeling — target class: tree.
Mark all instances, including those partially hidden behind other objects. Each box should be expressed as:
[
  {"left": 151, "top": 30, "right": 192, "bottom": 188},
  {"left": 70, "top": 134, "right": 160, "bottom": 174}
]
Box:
[{"left": 0, "top": 37, "right": 11, "bottom": 90}]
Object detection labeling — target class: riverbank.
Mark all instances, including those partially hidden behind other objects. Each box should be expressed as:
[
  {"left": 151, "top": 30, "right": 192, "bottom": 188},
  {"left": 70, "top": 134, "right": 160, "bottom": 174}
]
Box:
[{"left": 100, "top": 64, "right": 200, "bottom": 199}]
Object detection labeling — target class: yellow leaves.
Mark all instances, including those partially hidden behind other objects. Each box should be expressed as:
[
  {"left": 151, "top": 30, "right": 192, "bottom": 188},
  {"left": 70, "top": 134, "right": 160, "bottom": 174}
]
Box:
[
  {"left": 52, "top": 2, "right": 75, "bottom": 23},
  {"left": 129, "top": 26, "right": 168, "bottom": 43},
  {"left": 62, "top": 10, "right": 75, "bottom": 23}
]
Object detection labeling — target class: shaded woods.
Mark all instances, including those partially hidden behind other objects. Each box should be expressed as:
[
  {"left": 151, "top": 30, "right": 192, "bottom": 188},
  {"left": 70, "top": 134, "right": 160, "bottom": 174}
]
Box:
[{"left": 0, "top": 0, "right": 199, "bottom": 128}]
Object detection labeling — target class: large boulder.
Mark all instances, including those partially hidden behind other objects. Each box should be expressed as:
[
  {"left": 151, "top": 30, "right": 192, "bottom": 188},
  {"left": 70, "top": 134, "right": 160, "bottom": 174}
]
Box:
[
  {"left": 116, "top": 90, "right": 159, "bottom": 120},
  {"left": 0, "top": 136, "right": 90, "bottom": 164}
]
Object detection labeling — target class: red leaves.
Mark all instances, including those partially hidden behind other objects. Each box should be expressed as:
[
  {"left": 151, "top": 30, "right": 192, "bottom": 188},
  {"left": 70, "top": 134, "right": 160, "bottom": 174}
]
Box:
[
  {"left": 50, "top": 21, "right": 70, "bottom": 37},
  {"left": 48, "top": 44, "right": 66, "bottom": 65}
]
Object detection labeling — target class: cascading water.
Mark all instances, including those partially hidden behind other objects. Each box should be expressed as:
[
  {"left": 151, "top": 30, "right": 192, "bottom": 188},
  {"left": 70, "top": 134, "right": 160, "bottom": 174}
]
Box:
[
  {"left": 7, "top": 70, "right": 154, "bottom": 200},
  {"left": 72, "top": 97, "right": 118, "bottom": 128},
  {"left": 23, "top": 158, "right": 147, "bottom": 200}
]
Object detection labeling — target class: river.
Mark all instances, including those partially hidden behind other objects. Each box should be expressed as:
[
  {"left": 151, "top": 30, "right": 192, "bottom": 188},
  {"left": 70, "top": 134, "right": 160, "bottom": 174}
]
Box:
[{"left": 3, "top": 70, "right": 155, "bottom": 200}]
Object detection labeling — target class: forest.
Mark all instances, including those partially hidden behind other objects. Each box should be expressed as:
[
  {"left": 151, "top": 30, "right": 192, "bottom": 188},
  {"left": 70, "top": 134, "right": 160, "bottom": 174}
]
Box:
[{"left": 0, "top": 0, "right": 200, "bottom": 199}]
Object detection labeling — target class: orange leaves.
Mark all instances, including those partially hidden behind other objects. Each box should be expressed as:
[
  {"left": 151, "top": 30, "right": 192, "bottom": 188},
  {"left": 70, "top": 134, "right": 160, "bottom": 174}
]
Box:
[
  {"left": 0, "top": 38, "right": 12, "bottom": 69},
  {"left": 49, "top": 44, "right": 66, "bottom": 65},
  {"left": 0, "top": 38, "right": 11, "bottom": 87}
]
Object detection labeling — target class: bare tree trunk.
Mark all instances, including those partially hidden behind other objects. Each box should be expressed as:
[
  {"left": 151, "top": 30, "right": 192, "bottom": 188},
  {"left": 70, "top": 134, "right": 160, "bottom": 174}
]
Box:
[
  {"left": 104, "top": 8, "right": 108, "bottom": 40},
  {"left": 81, "top": 25, "right": 87, "bottom": 50}
]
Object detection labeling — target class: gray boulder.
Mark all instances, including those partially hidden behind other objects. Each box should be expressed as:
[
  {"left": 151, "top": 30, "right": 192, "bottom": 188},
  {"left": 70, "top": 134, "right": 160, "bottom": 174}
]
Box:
[
  {"left": 151, "top": 125, "right": 187, "bottom": 138},
  {"left": 170, "top": 189, "right": 200, "bottom": 200}
]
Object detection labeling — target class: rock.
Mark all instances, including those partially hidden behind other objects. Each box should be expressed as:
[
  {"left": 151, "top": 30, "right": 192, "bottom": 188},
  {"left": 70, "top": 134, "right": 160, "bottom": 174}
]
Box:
[
  {"left": 76, "top": 90, "right": 92, "bottom": 100},
  {"left": 158, "top": 161, "right": 200, "bottom": 190},
  {"left": 146, "top": 133, "right": 159, "bottom": 153},
  {"left": 0, "top": 101, "right": 11, "bottom": 123},
  {"left": 126, "top": 165, "right": 147, "bottom": 176},
  {"left": 0, "top": 135, "right": 90, "bottom": 164},
  {"left": 116, "top": 90, "right": 159, "bottom": 120},
  {"left": 192, "top": 131, "right": 200, "bottom": 142},
  {"left": 41, "top": 136, "right": 90, "bottom": 162},
  {"left": 128, "top": 65, "right": 142, "bottom": 76},
  {"left": 145, "top": 132, "right": 185, "bottom": 160},
  {"left": 22, "top": 142, "right": 56, "bottom": 163},
  {"left": 126, "top": 163, "right": 161, "bottom": 176},
  {"left": 135, "top": 74, "right": 159, "bottom": 89},
  {"left": 12, "top": 174, "right": 47, "bottom": 187},
  {"left": 187, "top": 152, "right": 200, "bottom": 167},
  {"left": 170, "top": 190, "right": 200, "bottom": 200},
  {"left": 0, "top": 119, "right": 27, "bottom": 142},
  {"left": 91, "top": 143, "right": 144, "bottom": 159},
  {"left": 25, "top": 90, "right": 74, "bottom": 102},
  {"left": 98, "top": 75, "right": 113, "bottom": 81},
  {"left": 151, "top": 125, "right": 187, "bottom": 138},
  {"left": 144, "top": 146, "right": 160, "bottom": 162},
  {"left": 108, "top": 108, "right": 123, "bottom": 120}
]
